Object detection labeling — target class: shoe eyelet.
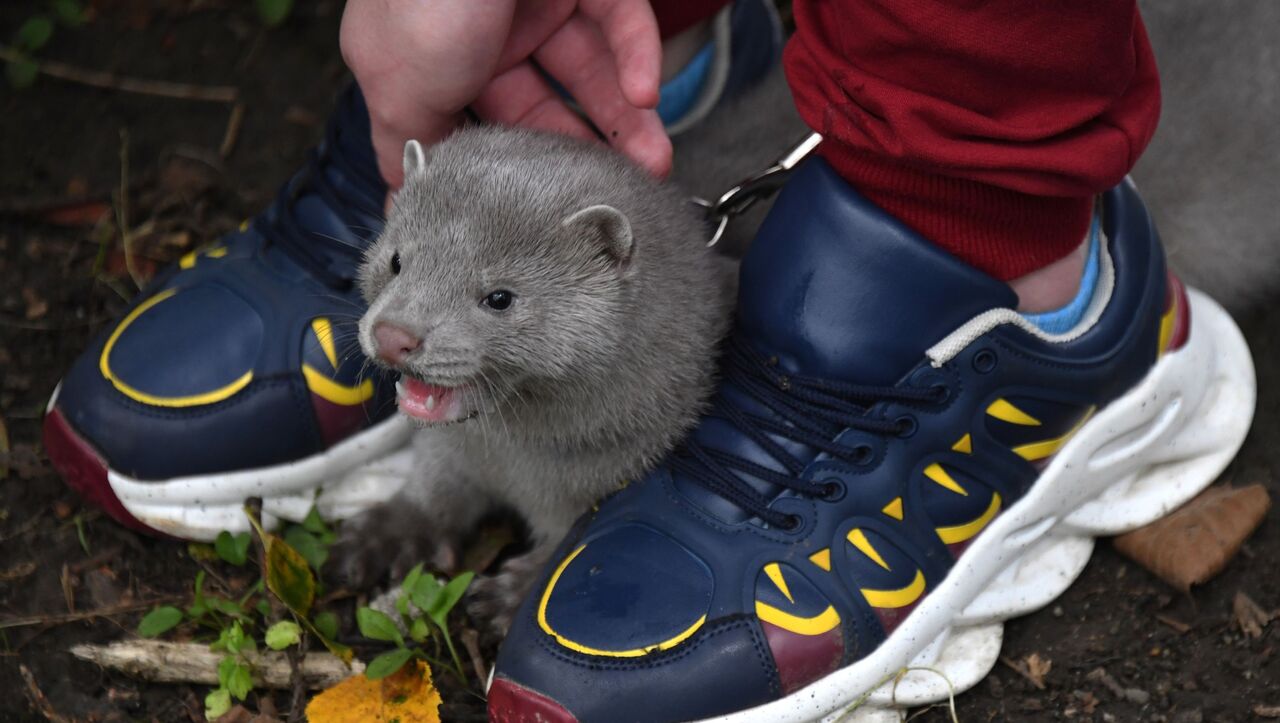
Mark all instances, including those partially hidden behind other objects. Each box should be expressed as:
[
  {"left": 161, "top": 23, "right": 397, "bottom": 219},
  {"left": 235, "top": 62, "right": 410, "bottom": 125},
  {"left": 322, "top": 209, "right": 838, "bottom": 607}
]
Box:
[
  {"left": 895, "top": 415, "right": 918, "bottom": 437},
  {"left": 782, "top": 514, "right": 804, "bottom": 532},
  {"left": 929, "top": 383, "right": 951, "bottom": 404},
  {"left": 821, "top": 480, "right": 846, "bottom": 502},
  {"left": 853, "top": 445, "right": 874, "bottom": 465},
  {"left": 973, "top": 349, "right": 998, "bottom": 373}
]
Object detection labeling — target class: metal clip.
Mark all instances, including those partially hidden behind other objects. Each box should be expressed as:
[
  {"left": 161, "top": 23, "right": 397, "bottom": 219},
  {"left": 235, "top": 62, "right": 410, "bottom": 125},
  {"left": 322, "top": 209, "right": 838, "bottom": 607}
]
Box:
[{"left": 691, "top": 132, "right": 822, "bottom": 247}]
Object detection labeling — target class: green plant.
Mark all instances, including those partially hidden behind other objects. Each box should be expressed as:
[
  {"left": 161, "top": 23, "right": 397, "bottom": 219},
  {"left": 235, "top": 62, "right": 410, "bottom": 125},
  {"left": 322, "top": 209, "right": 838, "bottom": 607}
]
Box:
[
  {"left": 136, "top": 504, "right": 350, "bottom": 721},
  {"left": 255, "top": 0, "right": 294, "bottom": 28},
  {"left": 356, "top": 564, "right": 475, "bottom": 680},
  {"left": 4, "top": 0, "right": 88, "bottom": 89}
]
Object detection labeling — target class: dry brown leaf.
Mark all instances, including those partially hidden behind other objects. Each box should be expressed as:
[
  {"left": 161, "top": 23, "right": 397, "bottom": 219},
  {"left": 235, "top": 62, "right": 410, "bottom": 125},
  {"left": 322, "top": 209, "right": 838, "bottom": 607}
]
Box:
[
  {"left": 1234, "top": 591, "right": 1274, "bottom": 639},
  {"left": 1024, "top": 653, "right": 1052, "bottom": 689},
  {"left": 21, "top": 287, "right": 48, "bottom": 320},
  {"left": 1256, "top": 704, "right": 1280, "bottom": 719},
  {"left": 1113, "top": 484, "right": 1271, "bottom": 591}
]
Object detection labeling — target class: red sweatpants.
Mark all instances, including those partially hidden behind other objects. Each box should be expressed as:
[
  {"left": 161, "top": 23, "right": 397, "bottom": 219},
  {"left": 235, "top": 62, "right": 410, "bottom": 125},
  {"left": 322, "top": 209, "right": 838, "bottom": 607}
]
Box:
[{"left": 652, "top": 0, "right": 1162, "bottom": 280}]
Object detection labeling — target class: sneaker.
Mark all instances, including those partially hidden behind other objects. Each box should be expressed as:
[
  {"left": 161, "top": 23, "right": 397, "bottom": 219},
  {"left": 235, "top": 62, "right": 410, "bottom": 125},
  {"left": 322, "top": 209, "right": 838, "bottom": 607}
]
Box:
[
  {"left": 488, "top": 159, "right": 1255, "bottom": 722},
  {"left": 43, "top": 85, "right": 407, "bottom": 540},
  {"left": 42, "top": 0, "right": 784, "bottom": 541}
]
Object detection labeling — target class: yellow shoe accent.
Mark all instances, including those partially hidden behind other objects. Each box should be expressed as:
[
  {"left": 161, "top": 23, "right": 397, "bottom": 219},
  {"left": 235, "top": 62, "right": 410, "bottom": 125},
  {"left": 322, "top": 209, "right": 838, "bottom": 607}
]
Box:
[
  {"left": 538, "top": 545, "right": 706, "bottom": 656},
  {"left": 986, "top": 398, "right": 1041, "bottom": 426},
  {"left": 763, "top": 563, "right": 794, "bottom": 604},
  {"left": 846, "top": 529, "right": 890, "bottom": 571},
  {"left": 936, "top": 493, "right": 1002, "bottom": 545},
  {"left": 302, "top": 365, "right": 374, "bottom": 405},
  {"left": 924, "top": 463, "right": 968, "bottom": 496},
  {"left": 756, "top": 601, "right": 841, "bottom": 636},
  {"left": 881, "top": 497, "right": 904, "bottom": 521},
  {"left": 178, "top": 246, "right": 228, "bottom": 270},
  {"left": 860, "top": 569, "right": 926, "bottom": 609},
  {"left": 808, "top": 548, "right": 832, "bottom": 572},
  {"left": 951, "top": 433, "right": 972, "bottom": 454},
  {"left": 1157, "top": 289, "right": 1179, "bottom": 358},
  {"left": 311, "top": 318, "right": 339, "bottom": 369},
  {"left": 100, "top": 289, "right": 255, "bottom": 408},
  {"left": 1012, "top": 407, "right": 1095, "bottom": 462}
]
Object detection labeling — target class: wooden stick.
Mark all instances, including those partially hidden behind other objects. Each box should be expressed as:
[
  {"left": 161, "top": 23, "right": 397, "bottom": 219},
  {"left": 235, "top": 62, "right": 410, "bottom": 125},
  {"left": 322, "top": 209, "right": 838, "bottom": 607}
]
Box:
[
  {"left": 0, "top": 46, "right": 238, "bottom": 103},
  {"left": 20, "top": 664, "right": 72, "bottom": 723},
  {"left": 71, "top": 640, "right": 364, "bottom": 690}
]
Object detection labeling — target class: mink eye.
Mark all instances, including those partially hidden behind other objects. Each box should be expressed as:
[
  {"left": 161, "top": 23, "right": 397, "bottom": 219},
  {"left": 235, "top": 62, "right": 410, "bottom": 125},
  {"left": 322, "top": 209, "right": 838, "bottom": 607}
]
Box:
[
  {"left": 390, "top": 251, "right": 401, "bottom": 275},
  {"left": 482, "top": 290, "right": 514, "bottom": 311}
]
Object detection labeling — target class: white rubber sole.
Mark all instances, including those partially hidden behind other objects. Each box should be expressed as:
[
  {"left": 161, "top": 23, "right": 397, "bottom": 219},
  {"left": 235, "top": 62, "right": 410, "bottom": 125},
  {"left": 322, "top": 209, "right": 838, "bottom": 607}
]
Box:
[
  {"left": 109, "top": 414, "right": 415, "bottom": 540},
  {"left": 696, "top": 288, "right": 1256, "bottom": 723}
]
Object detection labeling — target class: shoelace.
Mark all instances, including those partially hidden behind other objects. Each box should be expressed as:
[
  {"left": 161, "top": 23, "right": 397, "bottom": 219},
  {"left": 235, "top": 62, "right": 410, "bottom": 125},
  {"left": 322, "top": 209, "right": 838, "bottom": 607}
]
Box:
[
  {"left": 671, "top": 336, "right": 946, "bottom": 529},
  {"left": 254, "top": 94, "right": 387, "bottom": 290}
]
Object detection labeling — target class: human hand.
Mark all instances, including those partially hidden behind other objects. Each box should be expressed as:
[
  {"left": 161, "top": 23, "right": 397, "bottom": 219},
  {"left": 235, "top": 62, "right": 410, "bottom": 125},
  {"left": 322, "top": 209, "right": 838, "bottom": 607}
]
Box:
[{"left": 340, "top": 0, "right": 671, "bottom": 189}]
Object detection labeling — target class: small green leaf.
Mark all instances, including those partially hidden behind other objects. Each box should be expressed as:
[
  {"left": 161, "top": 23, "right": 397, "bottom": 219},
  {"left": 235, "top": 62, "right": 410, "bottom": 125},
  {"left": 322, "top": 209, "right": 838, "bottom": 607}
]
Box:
[
  {"left": 428, "top": 572, "right": 475, "bottom": 628},
  {"left": 395, "top": 592, "right": 410, "bottom": 618},
  {"left": 255, "top": 0, "right": 294, "bottom": 27},
  {"left": 137, "top": 606, "right": 183, "bottom": 637},
  {"left": 17, "top": 16, "right": 54, "bottom": 51},
  {"left": 255, "top": 599, "right": 272, "bottom": 620},
  {"left": 226, "top": 661, "right": 253, "bottom": 700},
  {"left": 401, "top": 563, "right": 424, "bottom": 596},
  {"left": 264, "top": 533, "right": 316, "bottom": 616},
  {"left": 284, "top": 526, "right": 328, "bottom": 571},
  {"left": 302, "top": 506, "right": 329, "bottom": 535},
  {"left": 215, "top": 530, "right": 251, "bottom": 566},
  {"left": 50, "top": 0, "right": 87, "bottom": 26},
  {"left": 312, "top": 611, "right": 338, "bottom": 640},
  {"left": 225, "top": 621, "right": 247, "bottom": 654},
  {"left": 217, "top": 655, "right": 238, "bottom": 688},
  {"left": 409, "top": 617, "right": 429, "bottom": 643},
  {"left": 205, "top": 688, "right": 232, "bottom": 720},
  {"left": 265, "top": 620, "right": 302, "bottom": 650},
  {"left": 5, "top": 57, "right": 38, "bottom": 89},
  {"left": 410, "top": 574, "right": 443, "bottom": 614},
  {"left": 356, "top": 607, "right": 403, "bottom": 647},
  {"left": 210, "top": 597, "right": 249, "bottom": 621},
  {"left": 364, "top": 648, "right": 413, "bottom": 680}
]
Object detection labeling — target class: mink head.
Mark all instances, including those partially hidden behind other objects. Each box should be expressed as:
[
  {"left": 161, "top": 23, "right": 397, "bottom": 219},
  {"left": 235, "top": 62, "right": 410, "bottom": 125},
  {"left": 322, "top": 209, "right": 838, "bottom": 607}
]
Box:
[{"left": 358, "top": 128, "right": 648, "bottom": 426}]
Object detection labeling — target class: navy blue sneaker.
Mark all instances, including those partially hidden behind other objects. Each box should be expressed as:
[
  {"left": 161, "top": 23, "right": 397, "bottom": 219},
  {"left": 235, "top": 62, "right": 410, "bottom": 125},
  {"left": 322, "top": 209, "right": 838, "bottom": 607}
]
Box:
[
  {"left": 42, "top": 0, "right": 785, "bottom": 541},
  {"left": 488, "top": 160, "right": 1255, "bottom": 722},
  {"left": 43, "top": 85, "right": 408, "bottom": 539}
]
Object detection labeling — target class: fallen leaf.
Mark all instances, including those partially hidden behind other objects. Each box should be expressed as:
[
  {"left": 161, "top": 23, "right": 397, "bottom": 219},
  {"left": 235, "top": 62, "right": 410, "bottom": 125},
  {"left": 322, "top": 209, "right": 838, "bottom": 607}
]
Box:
[
  {"left": 1113, "top": 484, "right": 1271, "bottom": 591},
  {"left": 1076, "top": 690, "right": 1099, "bottom": 715},
  {"left": 1234, "top": 591, "right": 1274, "bottom": 639},
  {"left": 0, "top": 561, "right": 36, "bottom": 581},
  {"left": 1256, "top": 704, "right": 1280, "bottom": 719},
  {"left": 21, "top": 287, "right": 48, "bottom": 320},
  {"left": 306, "top": 660, "right": 441, "bottom": 723},
  {"left": 1024, "top": 653, "right": 1052, "bottom": 689}
]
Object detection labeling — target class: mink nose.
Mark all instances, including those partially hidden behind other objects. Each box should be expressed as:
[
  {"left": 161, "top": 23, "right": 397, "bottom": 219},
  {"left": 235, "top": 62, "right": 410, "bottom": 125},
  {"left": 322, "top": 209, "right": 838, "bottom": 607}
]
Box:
[{"left": 372, "top": 322, "right": 422, "bottom": 365}]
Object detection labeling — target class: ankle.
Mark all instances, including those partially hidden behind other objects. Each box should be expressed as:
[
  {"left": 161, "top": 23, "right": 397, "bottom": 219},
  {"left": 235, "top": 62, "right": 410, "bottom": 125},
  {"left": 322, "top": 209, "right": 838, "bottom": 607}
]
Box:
[{"left": 1009, "top": 240, "right": 1088, "bottom": 313}]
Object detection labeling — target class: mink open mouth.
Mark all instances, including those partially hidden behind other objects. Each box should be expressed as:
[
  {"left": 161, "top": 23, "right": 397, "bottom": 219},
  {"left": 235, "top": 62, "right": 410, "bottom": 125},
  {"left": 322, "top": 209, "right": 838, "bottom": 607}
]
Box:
[{"left": 395, "top": 376, "right": 474, "bottom": 424}]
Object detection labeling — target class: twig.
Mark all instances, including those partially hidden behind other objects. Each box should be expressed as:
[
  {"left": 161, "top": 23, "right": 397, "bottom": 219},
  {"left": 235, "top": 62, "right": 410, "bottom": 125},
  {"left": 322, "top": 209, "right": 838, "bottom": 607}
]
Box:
[
  {"left": 219, "top": 102, "right": 247, "bottom": 160},
  {"left": 0, "top": 597, "right": 181, "bottom": 630},
  {"left": 116, "top": 129, "right": 145, "bottom": 291},
  {"left": 20, "top": 664, "right": 72, "bottom": 723},
  {"left": 1155, "top": 613, "right": 1191, "bottom": 634},
  {"left": 71, "top": 640, "right": 364, "bottom": 690},
  {"left": 461, "top": 628, "right": 487, "bottom": 685},
  {"left": 0, "top": 46, "right": 238, "bottom": 103},
  {"left": 59, "top": 564, "right": 75, "bottom": 614}
]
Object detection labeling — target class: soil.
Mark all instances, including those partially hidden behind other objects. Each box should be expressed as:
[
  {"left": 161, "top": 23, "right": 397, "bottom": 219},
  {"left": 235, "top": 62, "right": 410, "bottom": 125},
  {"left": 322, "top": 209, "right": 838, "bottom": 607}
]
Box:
[{"left": 1, "top": 2, "right": 1276, "bottom": 722}]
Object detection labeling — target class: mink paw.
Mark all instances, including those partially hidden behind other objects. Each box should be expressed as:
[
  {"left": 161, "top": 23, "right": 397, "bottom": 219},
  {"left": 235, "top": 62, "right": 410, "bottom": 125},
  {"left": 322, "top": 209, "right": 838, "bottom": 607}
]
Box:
[
  {"left": 329, "top": 507, "right": 462, "bottom": 590},
  {"left": 465, "top": 549, "right": 550, "bottom": 638}
]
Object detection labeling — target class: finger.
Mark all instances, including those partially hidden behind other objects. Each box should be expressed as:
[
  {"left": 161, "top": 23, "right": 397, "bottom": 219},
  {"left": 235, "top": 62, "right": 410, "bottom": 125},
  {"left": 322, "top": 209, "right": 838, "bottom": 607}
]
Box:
[
  {"left": 580, "top": 0, "right": 661, "bottom": 109},
  {"left": 533, "top": 14, "right": 672, "bottom": 176},
  {"left": 473, "top": 61, "right": 600, "bottom": 141}
]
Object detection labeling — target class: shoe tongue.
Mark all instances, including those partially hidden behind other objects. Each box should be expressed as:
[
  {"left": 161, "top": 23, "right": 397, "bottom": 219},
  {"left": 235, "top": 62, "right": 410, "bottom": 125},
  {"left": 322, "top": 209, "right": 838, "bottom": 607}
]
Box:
[
  {"left": 737, "top": 158, "right": 1017, "bottom": 385},
  {"left": 267, "top": 86, "right": 387, "bottom": 279}
]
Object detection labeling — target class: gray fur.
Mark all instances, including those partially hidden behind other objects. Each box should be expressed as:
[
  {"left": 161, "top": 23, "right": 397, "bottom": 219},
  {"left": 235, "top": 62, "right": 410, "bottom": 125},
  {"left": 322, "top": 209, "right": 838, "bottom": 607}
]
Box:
[{"left": 338, "top": 127, "right": 735, "bottom": 633}]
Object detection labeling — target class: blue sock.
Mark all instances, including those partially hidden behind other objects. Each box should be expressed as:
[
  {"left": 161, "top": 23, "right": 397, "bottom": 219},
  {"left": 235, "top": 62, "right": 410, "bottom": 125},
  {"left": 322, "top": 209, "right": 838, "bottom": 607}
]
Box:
[
  {"left": 657, "top": 41, "right": 716, "bottom": 126},
  {"left": 1021, "top": 212, "right": 1102, "bottom": 334}
]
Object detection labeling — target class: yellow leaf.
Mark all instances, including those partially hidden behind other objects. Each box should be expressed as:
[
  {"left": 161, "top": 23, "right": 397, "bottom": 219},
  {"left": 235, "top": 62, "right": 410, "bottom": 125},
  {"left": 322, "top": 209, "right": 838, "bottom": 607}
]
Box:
[{"left": 306, "top": 660, "right": 441, "bottom": 723}]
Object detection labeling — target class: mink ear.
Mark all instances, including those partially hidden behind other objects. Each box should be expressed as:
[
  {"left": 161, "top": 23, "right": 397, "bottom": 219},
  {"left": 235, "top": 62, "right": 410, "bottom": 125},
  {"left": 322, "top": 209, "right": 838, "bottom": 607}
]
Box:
[
  {"left": 403, "top": 139, "right": 428, "bottom": 179},
  {"left": 562, "top": 204, "right": 633, "bottom": 268}
]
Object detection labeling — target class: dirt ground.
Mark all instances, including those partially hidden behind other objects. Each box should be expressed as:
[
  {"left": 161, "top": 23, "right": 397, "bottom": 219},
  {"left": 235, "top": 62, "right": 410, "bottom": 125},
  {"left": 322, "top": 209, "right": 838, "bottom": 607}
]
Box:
[{"left": 1, "top": 2, "right": 1276, "bottom": 722}]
